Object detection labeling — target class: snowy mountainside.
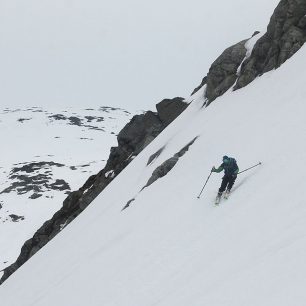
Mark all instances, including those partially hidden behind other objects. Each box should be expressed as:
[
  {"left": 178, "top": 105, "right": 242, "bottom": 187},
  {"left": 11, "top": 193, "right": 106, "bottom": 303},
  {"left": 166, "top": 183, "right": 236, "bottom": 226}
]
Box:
[
  {"left": 1, "top": 38, "right": 306, "bottom": 305},
  {"left": 2, "top": 0, "right": 305, "bottom": 283},
  {"left": 0, "top": 106, "right": 131, "bottom": 271}
]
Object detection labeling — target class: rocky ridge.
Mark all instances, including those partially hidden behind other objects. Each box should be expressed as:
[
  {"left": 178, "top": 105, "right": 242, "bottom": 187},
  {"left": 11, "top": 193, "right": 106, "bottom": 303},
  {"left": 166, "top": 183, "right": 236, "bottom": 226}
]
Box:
[
  {"left": 0, "top": 98, "right": 187, "bottom": 284},
  {"left": 192, "top": 0, "right": 306, "bottom": 105}
]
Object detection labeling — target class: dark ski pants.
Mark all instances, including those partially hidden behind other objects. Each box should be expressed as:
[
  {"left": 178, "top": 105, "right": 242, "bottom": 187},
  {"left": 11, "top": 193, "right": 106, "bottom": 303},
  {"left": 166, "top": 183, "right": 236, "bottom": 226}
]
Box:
[{"left": 219, "top": 175, "right": 236, "bottom": 193}]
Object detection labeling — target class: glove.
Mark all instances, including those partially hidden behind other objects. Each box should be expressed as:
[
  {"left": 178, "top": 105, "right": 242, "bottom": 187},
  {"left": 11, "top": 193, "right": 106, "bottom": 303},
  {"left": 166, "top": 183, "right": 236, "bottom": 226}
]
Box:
[{"left": 211, "top": 166, "right": 216, "bottom": 172}]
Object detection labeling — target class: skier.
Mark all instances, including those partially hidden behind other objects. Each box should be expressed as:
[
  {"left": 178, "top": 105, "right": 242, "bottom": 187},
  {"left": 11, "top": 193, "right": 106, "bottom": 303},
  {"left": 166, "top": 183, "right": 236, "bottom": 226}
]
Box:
[{"left": 212, "top": 155, "right": 239, "bottom": 203}]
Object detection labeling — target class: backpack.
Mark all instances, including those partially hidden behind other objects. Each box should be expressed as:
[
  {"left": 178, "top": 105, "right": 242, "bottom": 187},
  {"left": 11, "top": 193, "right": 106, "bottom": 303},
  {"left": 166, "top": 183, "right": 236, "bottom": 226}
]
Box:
[{"left": 223, "top": 158, "right": 238, "bottom": 175}]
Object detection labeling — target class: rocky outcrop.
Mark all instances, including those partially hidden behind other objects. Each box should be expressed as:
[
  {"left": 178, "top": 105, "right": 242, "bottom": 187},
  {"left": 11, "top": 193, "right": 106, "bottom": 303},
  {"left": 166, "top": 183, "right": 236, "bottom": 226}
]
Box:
[
  {"left": 191, "top": 39, "right": 249, "bottom": 104},
  {"left": 205, "top": 39, "right": 249, "bottom": 103},
  {"left": 156, "top": 97, "right": 188, "bottom": 126},
  {"left": 122, "top": 137, "right": 198, "bottom": 210},
  {"left": 235, "top": 0, "right": 306, "bottom": 90},
  {"left": 193, "top": 0, "right": 306, "bottom": 105},
  {"left": 0, "top": 97, "right": 188, "bottom": 285},
  {"left": 191, "top": 77, "right": 207, "bottom": 96},
  {"left": 144, "top": 137, "right": 197, "bottom": 189}
]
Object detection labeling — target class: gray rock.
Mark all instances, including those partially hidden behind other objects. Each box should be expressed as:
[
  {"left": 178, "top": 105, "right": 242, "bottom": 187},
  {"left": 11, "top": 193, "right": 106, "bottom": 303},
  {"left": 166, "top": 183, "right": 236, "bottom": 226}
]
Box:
[
  {"left": 117, "top": 111, "right": 163, "bottom": 154},
  {"left": 0, "top": 97, "right": 188, "bottom": 285},
  {"left": 143, "top": 137, "right": 198, "bottom": 189},
  {"left": 147, "top": 146, "right": 165, "bottom": 166},
  {"left": 191, "top": 77, "right": 207, "bottom": 96},
  {"left": 205, "top": 39, "right": 248, "bottom": 104},
  {"left": 235, "top": 0, "right": 306, "bottom": 90},
  {"left": 156, "top": 97, "right": 188, "bottom": 126}
]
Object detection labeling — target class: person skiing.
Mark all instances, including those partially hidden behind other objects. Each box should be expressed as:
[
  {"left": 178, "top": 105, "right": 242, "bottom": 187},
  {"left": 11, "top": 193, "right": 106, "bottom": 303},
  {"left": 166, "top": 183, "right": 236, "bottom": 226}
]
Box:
[{"left": 212, "top": 155, "right": 239, "bottom": 203}]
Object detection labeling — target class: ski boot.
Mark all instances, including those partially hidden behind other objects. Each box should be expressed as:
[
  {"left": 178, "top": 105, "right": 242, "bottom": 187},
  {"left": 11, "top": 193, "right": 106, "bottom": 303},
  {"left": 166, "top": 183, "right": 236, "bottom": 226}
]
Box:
[
  {"left": 215, "top": 192, "right": 222, "bottom": 205},
  {"left": 224, "top": 189, "right": 231, "bottom": 200}
]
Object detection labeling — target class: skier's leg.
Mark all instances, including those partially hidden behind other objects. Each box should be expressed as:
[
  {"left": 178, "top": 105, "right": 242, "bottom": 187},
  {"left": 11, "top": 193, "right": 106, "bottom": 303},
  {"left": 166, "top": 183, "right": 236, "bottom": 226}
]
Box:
[
  {"left": 219, "top": 176, "right": 229, "bottom": 194},
  {"left": 227, "top": 175, "right": 237, "bottom": 191}
]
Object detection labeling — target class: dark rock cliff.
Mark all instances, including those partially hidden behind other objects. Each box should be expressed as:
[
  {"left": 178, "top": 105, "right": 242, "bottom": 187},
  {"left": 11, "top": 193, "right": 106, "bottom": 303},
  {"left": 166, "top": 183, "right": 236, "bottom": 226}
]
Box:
[
  {"left": 193, "top": 0, "right": 306, "bottom": 105},
  {"left": 205, "top": 39, "right": 249, "bottom": 103},
  {"left": 0, "top": 98, "right": 187, "bottom": 284},
  {"left": 235, "top": 0, "right": 306, "bottom": 90}
]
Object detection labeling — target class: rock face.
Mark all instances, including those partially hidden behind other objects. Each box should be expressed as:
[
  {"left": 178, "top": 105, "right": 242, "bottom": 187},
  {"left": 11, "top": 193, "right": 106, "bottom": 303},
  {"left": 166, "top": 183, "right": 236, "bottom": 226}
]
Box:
[
  {"left": 235, "top": 0, "right": 306, "bottom": 90},
  {"left": 0, "top": 97, "right": 188, "bottom": 284},
  {"left": 156, "top": 97, "right": 188, "bottom": 126},
  {"left": 191, "top": 39, "right": 249, "bottom": 104},
  {"left": 205, "top": 39, "right": 248, "bottom": 103},
  {"left": 193, "top": 0, "right": 306, "bottom": 104}
]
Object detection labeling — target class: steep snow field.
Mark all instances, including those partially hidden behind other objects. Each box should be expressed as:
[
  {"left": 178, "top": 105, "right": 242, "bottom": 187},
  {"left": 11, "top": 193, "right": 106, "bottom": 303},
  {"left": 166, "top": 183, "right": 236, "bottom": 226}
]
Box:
[
  {"left": 1, "top": 45, "right": 306, "bottom": 305},
  {"left": 0, "top": 106, "right": 131, "bottom": 271}
]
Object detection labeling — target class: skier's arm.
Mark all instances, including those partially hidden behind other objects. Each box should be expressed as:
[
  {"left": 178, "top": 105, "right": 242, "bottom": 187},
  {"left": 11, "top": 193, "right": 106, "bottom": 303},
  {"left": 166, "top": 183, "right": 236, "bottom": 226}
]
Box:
[
  {"left": 212, "top": 164, "right": 223, "bottom": 173},
  {"left": 233, "top": 166, "right": 239, "bottom": 176}
]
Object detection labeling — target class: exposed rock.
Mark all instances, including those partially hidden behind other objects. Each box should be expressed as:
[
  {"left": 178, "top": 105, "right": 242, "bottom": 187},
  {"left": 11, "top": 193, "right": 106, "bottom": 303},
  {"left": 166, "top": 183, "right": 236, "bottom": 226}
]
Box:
[
  {"left": 145, "top": 156, "right": 179, "bottom": 188},
  {"left": 143, "top": 137, "right": 198, "bottom": 189},
  {"left": 235, "top": 0, "right": 306, "bottom": 90},
  {"left": 49, "top": 180, "right": 71, "bottom": 191},
  {"left": 1, "top": 162, "right": 70, "bottom": 198},
  {"left": 0, "top": 97, "right": 188, "bottom": 285},
  {"left": 147, "top": 147, "right": 165, "bottom": 166},
  {"left": 192, "top": 1, "right": 306, "bottom": 106},
  {"left": 11, "top": 162, "right": 65, "bottom": 174},
  {"left": 68, "top": 116, "right": 83, "bottom": 126},
  {"left": 117, "top": 111, "right": 163, "bottom": 154},
  {"left": 29, "top": 193, "right": 42, "bottom": 200},
  {"left": 191, "top": 77, "right": 207, "bottom": 96},
  {"left": 9, "top": 214, "right": 25, "bottom": 222},
  {"left": 191, "top": 37, "right": 250, "bottom": 105},
  {"left": 156, "top": 97, "right": 188, "bottom": 126},
  {"left": 49, "top": 114, "right": 67, "bottom": 121},
  {"left": 122, "top": 198, "right": 135, "bottom": 210},
  {"left": 17, "top": 118, "right": 32, "bottom": 123},
  {"left": 205, "top": 39, "right": 248, "bottom": 104},
  {"left": 252, "top": 31, "right": 260, "bottom": 37}
]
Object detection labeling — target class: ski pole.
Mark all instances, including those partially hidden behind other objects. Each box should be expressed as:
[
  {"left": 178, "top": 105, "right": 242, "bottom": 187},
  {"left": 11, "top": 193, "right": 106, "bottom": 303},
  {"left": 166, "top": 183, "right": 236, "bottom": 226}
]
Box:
[
  {"left": 238, "top": 162, "right": 262, "bottom": 175},
  {"left": 197, "top": 171, "right": 212, "bottom": 199}
]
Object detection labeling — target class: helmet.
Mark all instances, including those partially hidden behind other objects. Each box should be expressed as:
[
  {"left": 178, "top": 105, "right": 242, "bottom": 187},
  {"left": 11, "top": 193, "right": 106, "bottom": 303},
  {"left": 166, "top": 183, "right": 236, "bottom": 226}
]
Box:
[{"left": 223, "top": 155, "right": 229, "bottom": 162}]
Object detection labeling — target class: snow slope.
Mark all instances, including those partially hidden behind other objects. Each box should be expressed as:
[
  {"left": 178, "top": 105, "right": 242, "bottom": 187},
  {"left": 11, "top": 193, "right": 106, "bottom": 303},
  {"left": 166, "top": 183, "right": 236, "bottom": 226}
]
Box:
[
  {"left": 0, "top": 106, "right": 131, "bottom": 271},
  {"left": 1, "top": 45, "right": 306, "bottom": 305}
]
